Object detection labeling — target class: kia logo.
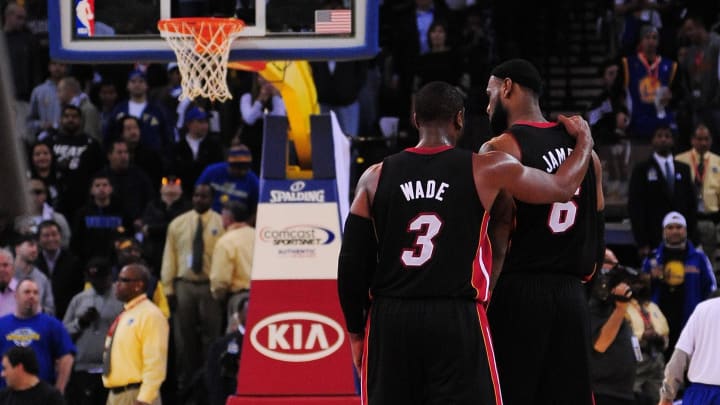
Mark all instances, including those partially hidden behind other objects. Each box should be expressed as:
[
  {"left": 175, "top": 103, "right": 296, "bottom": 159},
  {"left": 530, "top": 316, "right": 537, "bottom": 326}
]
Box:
[{"left": 250, "top": 311, "right": 344, "bottom": 362}]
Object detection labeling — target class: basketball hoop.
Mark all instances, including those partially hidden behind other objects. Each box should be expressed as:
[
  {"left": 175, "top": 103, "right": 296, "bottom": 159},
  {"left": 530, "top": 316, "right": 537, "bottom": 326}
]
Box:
[{"left": 158, "top": 17, "right": 245, "bottom": 102}]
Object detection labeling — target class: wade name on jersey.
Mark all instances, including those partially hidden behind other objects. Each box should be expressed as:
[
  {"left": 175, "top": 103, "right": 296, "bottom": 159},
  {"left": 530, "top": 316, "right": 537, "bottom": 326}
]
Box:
[
  {"left": 542, "top": 147, "right": 573, "bottom": 173},
  {"left": 399, "top": 180, "right": 450, "bottom": 202}
]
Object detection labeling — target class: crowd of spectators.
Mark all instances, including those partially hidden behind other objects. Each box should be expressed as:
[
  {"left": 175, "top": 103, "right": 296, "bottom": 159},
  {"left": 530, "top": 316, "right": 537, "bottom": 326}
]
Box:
[{"left": 0, "top": 0, "right": 719, "bottom": 404}]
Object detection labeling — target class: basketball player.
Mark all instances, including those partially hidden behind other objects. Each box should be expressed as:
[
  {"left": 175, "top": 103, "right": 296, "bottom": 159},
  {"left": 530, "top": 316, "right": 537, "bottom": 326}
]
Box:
[
  {"left": 337, "top": 81, "right": 594, "bottom": 404},
  {"left": 481, "top": 59, "right": 605, "bottom": 405}
]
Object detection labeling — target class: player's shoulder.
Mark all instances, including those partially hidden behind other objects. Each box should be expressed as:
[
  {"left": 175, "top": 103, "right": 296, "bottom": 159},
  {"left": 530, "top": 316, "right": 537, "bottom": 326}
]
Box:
[
  {"left": 473, "top": 150, "right": 520, "bottom": 176},
  {"left": 480, "top": 132, "right": 519, "bottom": 154},
  {"left": 356, "top": 162, "right": 384, "bottom": 190}
]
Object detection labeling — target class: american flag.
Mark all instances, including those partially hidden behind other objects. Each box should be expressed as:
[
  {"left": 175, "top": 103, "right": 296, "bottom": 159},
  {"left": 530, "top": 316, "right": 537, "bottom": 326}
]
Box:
[{"left": 314, "top": 9, "right": 352, "bottom": 34}]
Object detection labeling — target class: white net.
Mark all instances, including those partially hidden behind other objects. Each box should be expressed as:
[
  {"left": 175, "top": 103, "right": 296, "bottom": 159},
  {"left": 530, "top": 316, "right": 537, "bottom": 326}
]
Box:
[{"left": 158, "top": 19, "right": 245, "bottom": 102}]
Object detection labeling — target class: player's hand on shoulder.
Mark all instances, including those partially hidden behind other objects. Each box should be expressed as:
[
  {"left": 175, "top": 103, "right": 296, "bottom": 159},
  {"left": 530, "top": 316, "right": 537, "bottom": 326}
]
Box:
[{"left": 558, "top": 114, "right": 593, "bottom": 147}]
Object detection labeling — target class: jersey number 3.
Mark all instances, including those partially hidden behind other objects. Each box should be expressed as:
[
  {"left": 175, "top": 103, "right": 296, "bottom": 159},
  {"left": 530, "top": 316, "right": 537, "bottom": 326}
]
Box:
[
  {"left": 401, "top": 213, "right": 442, "bottom": 267},
  {"left": 547, "top": 187, "right": 580, "bottom": 233}
]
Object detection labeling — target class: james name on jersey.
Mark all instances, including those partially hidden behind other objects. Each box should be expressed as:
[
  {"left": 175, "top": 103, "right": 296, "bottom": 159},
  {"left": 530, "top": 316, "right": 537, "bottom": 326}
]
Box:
[{"left": 542, "top": 147, "right": 573, "bottom": 173}]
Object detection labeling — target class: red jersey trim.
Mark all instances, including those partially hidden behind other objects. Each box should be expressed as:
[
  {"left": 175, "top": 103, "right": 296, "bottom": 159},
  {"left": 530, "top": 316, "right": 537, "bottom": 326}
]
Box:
[
  {"left": 361, "top": 314, "right": 370, "bottom": 405},
  {"left": 471, "top": 212, "right": 492, "bottom": 302},
  {"left": 513, "top": 120, "right": 558, "bottom": 128},
  {"left": 476, "top": 303, "right": 504, "bottom": 405},
  {"left": 405, "top": 145, "right": 454, "bottom": 155}
]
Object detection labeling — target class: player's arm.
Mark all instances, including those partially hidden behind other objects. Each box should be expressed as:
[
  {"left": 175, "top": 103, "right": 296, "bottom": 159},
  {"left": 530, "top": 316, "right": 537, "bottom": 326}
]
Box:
[
  {"left": 659, "top": 349, "right": 691, "bottom": 404},
  {"left": 55, "top": 353, "right": 74, "bottom": 393},
  {"left": 337, "top": 163, "right": 381, "bottom": 375},
  {"left": 478, "top": 117, "right": 593, "bottom": 205},
  {"left": 487, "top": 190, "right": 514, "bottom": 294},
  {"left": 592, "top": 151, "right": 606, "bottom": 278},
  {"left": 593, "top": 282, "right": 632, "bottom": 352}
]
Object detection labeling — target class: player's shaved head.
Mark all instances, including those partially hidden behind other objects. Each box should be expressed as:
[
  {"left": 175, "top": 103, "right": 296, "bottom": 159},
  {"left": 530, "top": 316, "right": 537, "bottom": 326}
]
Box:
[{"left": 413, "top": 81, "right": 464, "bottom": 127}]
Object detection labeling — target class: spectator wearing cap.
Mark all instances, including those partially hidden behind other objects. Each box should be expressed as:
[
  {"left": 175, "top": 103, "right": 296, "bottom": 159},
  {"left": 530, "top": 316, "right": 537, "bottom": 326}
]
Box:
[
  {"left": 105, "top": 69, "right": 173, "bottom": 154},
  {"left": 12, "top": 234, "right": 55, "bottom": 316},
  {"left": 196, "top": 144, "right": 259, "bottom": 214},
  {"left": 63, "top": 257, "right": 123, "bottom": 405},
  {"left": 141, "top": 176, "right": 192, "bottom": 276},
  {"left": 170, "top": 106, "right": 224, "bottom": 197},
  {"left": 642, "top": 211, "right": 717, "bottom": 356}
]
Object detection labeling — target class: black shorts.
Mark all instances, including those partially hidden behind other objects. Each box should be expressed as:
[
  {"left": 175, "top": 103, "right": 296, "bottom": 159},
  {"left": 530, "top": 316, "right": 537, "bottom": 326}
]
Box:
[
  {"left": 362, "top": 297, "right": 501, "bottom": 405},
  {"left": 487, "top": 272, "right": 594, "bottom": 405}
]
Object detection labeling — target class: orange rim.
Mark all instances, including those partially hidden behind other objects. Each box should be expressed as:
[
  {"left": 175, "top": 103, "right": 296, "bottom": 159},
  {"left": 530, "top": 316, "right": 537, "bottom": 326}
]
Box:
[{"left": 158, "top": 17, "right": 245, "bottom": 51}]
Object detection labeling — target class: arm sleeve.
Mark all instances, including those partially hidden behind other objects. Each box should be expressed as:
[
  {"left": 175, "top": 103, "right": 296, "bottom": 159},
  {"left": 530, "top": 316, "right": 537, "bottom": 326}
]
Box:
[
  {"left": 240, "top": 93, "right": 264, "bottom": 125},
  {"left": 700, "top": 253, "right": 718, "bottom": 298},
  {"left": 659, "top": 349, "right": 690, "bottom": 402},
  {"left": 337, "top": 214, "right": 377, "bottom": 334},
  {"left": 161, "top": 221, "right": 178, "bottom": 295},
  {"left": 210, "top": 240, "right": 232, "bottom": 300},
  {"left": 152, "top": 283, "right": 170, "bottom": 319},
  {"left": 52, "top": 318, "right": 77, "bottom": 357},
  {"left": 62, "top": 297, "right": 82, "bottom": 335},
  {"left": 137, "top": 311, "right": 169, "bottom": 403},
  {"left": 270, "top": 95, "right": 287, "bottom": 116}
]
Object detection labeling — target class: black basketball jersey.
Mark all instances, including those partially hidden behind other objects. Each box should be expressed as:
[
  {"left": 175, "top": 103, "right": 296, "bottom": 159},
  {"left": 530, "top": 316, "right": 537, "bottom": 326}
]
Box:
[
  {"left": 502, "top": 122, "right": 599, "bottom": 279},
  {"left": 371, "top": 146, "right": 492, "bottom": 301}
]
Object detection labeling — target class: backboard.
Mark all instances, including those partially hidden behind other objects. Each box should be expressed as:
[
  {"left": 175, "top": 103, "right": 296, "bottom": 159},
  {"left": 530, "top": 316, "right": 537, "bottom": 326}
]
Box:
[{"left": 49, "top": 0, "right": 378, "bottom": 63}]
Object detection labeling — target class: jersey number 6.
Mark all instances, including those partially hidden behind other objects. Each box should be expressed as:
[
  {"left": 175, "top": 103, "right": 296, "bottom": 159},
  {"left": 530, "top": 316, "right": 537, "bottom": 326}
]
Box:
[
  {"left": 547, "top": 187, "right": 581, "bottom": 233},
  {"left": 401, "top": 213, "right": 442, "bottom": 267}
]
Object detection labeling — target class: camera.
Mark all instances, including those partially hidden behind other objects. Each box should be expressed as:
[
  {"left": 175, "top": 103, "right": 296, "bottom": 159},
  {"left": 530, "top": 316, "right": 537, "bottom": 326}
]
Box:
[{"left": 592, "top": 264, "right": 640, "bottom": 302}]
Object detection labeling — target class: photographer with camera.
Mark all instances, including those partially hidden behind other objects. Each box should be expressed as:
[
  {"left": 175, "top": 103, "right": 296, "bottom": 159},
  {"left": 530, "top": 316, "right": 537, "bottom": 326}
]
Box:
[
  {"left": 642, "top": 212, "right": 717, "bottom": 359},
  {"left": 626, "top": 271, "right": 669, "bottom": 404},
  {"left": 589, "top": 248, "right": 640, "bottom": 405}
]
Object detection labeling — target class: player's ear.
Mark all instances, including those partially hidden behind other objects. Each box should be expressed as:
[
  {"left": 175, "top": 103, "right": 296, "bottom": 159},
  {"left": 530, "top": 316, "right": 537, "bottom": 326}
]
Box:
[
  {"left": 455, "top": 109, "right": 464, "bottom": 131},
  {"left": 502, "top": 78, "right": 513, "bottom": 98}
]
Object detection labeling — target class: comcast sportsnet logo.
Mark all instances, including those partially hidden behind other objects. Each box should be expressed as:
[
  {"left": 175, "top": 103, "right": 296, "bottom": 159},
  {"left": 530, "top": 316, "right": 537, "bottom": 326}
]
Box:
[
  {"left": 259, "top": 225, "right": 335, "bottom": 246},
  {"left": 250, "top": 312, "right": 344, "bottom": 362}
]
